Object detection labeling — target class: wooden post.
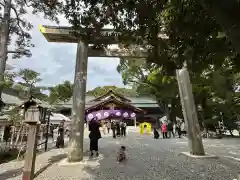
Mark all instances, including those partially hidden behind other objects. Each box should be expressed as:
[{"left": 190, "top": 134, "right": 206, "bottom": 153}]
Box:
[
  {"left": 39, "top": 125, "right": 43, "bottom": 149},
  {"left": 176, "top": 68, "right": 205, "bottom": 155},
  {"left": 68, "top": 40, "right": 88, "bottom": 162},
  {"left": 22, "top": 106, "right": 40, "bottom": 180}
]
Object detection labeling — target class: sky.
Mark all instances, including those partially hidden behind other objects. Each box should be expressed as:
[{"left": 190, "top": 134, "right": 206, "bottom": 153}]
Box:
[{"left": 8, "top": 13, "right": 124, "bottom": 90}]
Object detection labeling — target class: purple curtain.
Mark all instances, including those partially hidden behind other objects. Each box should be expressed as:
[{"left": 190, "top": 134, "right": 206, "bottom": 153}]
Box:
[{"left": 86, "top": 109, "right": 136, "bottom": 121}]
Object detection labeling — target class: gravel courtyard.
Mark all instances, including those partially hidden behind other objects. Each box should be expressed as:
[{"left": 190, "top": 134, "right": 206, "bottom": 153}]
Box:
[{"left": 1, "top": 132, "right": 240, "bottom": 180}]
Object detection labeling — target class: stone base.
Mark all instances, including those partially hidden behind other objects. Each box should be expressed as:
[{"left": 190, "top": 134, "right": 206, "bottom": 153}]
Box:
[
  {"left": 180, "top": 152, "right": 218, "bottom": 159},
  {"left": 58, "top": 154, "right": 104, "bottom": 167}
]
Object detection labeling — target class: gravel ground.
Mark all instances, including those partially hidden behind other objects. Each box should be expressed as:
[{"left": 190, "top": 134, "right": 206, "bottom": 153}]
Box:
[{"left": 1, "top": 132, "right": 240, "bottom": 180}]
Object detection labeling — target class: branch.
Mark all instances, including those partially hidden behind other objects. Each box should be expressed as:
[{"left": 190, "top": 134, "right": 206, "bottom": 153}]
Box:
[
  {"left": 23, "top": 0, "right": 30, "bottom": 7},
  {"left": 10, "top": 4, "right": 25, "bottom": 40}
]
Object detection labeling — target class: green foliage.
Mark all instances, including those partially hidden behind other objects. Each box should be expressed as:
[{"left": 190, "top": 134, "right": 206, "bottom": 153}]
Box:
[
  {"left": 86, "top": 86, "right": 138, "bottom": 97},
  {"left": 17, "top": 68, "right": 42, "bottom": 97},
  {"left": 0, "top": 148, "right": 19, "bottom": 164},
  {"left": 62, "top": 0, "right": 240, "bottom": 130},
  {"left": 0, "top": 72, "right": 16, "bottom": 89},
  {"left": 5, "top": 107, "right": 23, "bottom": 126},
  {"left": 0, "top": 0, "right": 62, "bottom": 59},
  {"left": 48, "top": 80, "right": 73, "bottom": 104}
]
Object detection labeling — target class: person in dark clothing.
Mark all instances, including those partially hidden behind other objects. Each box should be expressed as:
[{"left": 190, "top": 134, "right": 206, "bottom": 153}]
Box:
[
  {"left": 120, "top": 121, "right": 127, "bottom": 137},
  {"left": 3, "top": 125, "right": 11, "bottom": 143},
  {"left": 50, "top": 123, "right": 54, "bottom": 141},
  {"left": 116, "top": 122, "right": 121, "bottom": 137},
  {"left": 89, "top": 117, "right": 101, "bottom": 157},
  {"left": 167, "top": 122, "right": 175, "bottom": 138},
  {"left": 176, "top": 124, "right": 182, "bottom": 138},
  {"left": 56, "top": 121, "right": 64, "bottom": 148},
  {"left": 153, "top": 128, "right": 160, "bottom": 139},
  {"left": 111, "top": 121, "right": 117, "bottom": 138}
]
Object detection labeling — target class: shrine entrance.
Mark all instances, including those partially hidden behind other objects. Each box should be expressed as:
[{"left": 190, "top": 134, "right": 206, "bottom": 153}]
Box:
[{"left": 39, "top": 25, "right": 149, "bottom": 162}]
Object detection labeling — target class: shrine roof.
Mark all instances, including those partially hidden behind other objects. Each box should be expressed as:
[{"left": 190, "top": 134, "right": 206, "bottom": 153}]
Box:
[
  {"left": 89, "top": 90, "right": 131, "bottom": 102},
  {"left": 85, "top": 96, "right": 145, "bottom": 113},
  {"left": 56, "top": 95, "right": 158, "bottom": 109}
]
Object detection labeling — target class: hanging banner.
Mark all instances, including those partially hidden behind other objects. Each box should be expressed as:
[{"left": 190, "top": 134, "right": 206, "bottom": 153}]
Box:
[{"left": 86, "top": 110, "right": 136, "bottom": 121}]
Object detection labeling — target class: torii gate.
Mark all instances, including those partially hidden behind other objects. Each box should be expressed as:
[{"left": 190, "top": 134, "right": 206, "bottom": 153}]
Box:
[
  {"left": 39, "top": 25, "right": 148, "bottom": 162},
  {"left": 39, "top": 25, "right": 204, "bottom": 162}
]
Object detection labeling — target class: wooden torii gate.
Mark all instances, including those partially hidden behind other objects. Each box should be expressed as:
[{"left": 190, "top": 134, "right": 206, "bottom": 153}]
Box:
[
  {"left": 40, "top": 25, "right": 204, "bottom": 162},
  {"left": 39, "top": 25, "right": 149, "bottom": 162}
]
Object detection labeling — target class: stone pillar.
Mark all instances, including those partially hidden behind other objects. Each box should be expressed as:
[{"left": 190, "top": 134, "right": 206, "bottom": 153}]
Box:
[
  {"left": 22, "top": 106, "right": 40, "bottom": 180},
  {"left": 68, "top": 40, "right": 88, "bottom": 162},
  {"left": 176, "top": 68, "right": 205, "bottom": 155}
]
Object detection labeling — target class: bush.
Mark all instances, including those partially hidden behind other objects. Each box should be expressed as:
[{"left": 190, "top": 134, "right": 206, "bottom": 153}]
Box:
[{"left": 0, "top": 148, "right": 19, "bottom": 164}]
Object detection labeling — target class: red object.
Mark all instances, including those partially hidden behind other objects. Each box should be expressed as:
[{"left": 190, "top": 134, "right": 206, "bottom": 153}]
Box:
[{"left": 161, "top": 124, "right": 167, "bottom": 132}]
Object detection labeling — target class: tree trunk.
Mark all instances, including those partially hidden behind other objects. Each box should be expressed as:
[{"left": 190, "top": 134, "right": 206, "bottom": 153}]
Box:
[
  {"left": 0, "top": 0, "right": 11, "bottom": 103},
  {"left": 14, "top": 125, "right": 23, "bottom": 147}
]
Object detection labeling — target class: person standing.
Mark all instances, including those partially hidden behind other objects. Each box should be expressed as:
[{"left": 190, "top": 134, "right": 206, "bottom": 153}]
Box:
[
  {"left": 161, "top": 123, "right": 167, "bottom": 139},
  {"left": 56, "top": 121, "right": 64, "bottom": 148},
  {"left": 176, "top": 123, "right": 182, "bottom": 138},
  {"left": 167, "top": 121, "right": 174, "bottom": 138},
  {"left": 116, "top": 122, "right": 121, "bottom": 137},
  {"left": 107, "top": 121, "right": 111, "bottom": 134},
  {"left": 49, "top": 123, "right": 54, "bottom": 142},
  {"left": 89, "top": 117, "right": 101, "bottom": 157},
  {"left": 153, "top": 128, "right": 160, "bottom": 139},
  {"left": 111, "top": 121, "right": 117, "bottom": 138},
  {"left": 120, "top": 121, "right": 127, "bottom": 137}
]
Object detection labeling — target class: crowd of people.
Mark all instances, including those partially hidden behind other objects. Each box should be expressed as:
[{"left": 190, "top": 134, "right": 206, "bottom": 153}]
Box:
[
  {"left": 88, "top": 118, "right": 127, "bottom": 157},
  {"left": 154, "top": 121, "right": 186, "bottom": 139}
]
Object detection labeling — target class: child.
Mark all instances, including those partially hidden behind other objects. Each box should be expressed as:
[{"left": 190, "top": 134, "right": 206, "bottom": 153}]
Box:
[
  {"left": 153, "top": 128, "right": 160, "bottom": 139},
  {"left": 117, "top": 146, "right": 127, "bottom": 163}
]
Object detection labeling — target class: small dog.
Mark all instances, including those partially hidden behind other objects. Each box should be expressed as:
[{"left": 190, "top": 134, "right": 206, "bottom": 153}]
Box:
[{"left": 116, "top": 146, "right": 127, "bottom": 163}]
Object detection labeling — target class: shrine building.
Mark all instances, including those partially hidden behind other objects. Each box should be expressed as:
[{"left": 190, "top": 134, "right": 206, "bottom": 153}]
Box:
[{"left": 55, "top": 90, "right": 163, "bottom": 127}]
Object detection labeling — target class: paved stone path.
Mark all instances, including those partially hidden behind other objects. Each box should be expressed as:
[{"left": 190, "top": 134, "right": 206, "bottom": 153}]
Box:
[{"left": 1, "top": 132, "right": 240, "bottom": 180}]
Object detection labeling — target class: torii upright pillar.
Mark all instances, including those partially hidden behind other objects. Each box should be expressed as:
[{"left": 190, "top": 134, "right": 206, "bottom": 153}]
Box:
[{"left": 68, "top": 40, "right": 88, "bottom": 162}]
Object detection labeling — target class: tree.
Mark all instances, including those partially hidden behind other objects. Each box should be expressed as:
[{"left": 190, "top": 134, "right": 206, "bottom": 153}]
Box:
[
  {"left": 17, "top": 68, "right": 42, "bottom": 97},
  {"left": 116, "top": 58, "right": 181, "bottom": 122},
  {"left": 0, "top": 0, "right": 61, "bottom": 57},
  {"left": 0, "top": 0, "right": 63, "bottom": 107},
  {"left": 48, "top": 80, "right": 73, "bottom": 104},
  {"left": 86, "top": 86, "right": 138, "bottom": 97},
  {"left": 199, "top": 0, "right": 240, "bottom": 54}
]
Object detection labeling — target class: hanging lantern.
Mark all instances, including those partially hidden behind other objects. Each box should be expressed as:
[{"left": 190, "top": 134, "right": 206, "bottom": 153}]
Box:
[
  {"left": 130, "top": 113, "right": 136, "bottom": 118},
  {"left": 88, "top": 113, "right": 94, "bottom": 120},
  {"left": 123, "top": 112, "right": 129, "bottom": 118},
  {"left": 104, "top": 112, "right": 109, "bottom": 117},
  {"left": 96, "top": 113, "right": 101, "bottom": 119},
  {"left": 116, "top": 111, "right": 121, "bottom": 116}
]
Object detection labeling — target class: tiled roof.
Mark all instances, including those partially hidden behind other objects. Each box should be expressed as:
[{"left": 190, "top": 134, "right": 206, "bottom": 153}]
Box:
[
  {"left": 2, "top": 93, "right": 23, "bottom": 105},
  {"left": 85, "top": 97, "right": 145, "bottom": 112},
  {"left": 59, "top": 96, "right": 157, "bottom": 105},
  {"left": 56, "top": 91, "right": 158, "bottom": 109}
]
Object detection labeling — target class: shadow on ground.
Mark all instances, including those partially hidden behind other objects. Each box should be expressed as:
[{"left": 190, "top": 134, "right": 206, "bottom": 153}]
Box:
[
  {"left": 0, "top": 167, "right": 23, "bottom": 180},
  {"left": 34, "top": 153, "right": 67, "bottom": 178}
]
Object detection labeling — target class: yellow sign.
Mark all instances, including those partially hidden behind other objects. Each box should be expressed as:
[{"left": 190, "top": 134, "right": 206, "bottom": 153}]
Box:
[{"left": 140, "top": 122, "right": 151, "bottom": 135}]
